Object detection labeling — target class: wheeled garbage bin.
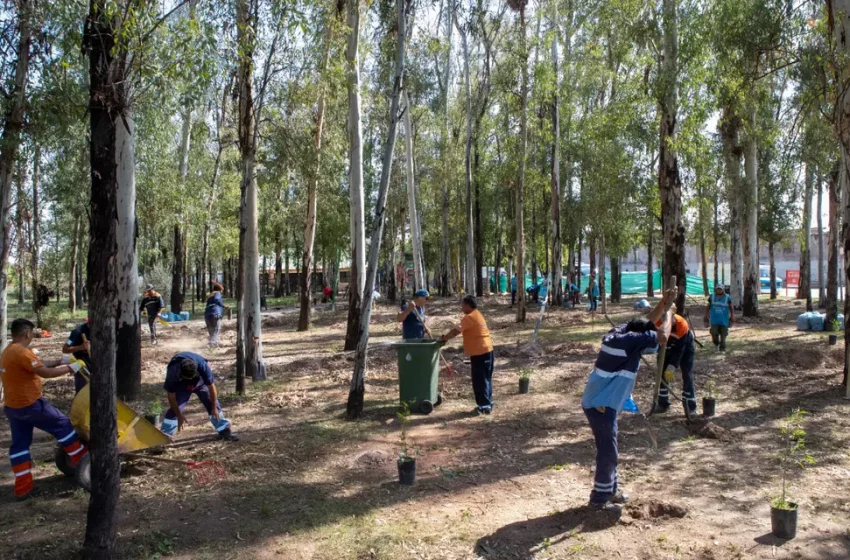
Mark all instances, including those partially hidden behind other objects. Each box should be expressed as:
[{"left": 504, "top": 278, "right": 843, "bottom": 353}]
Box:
[{"left": 395, "top": 340, "right": 444, "bottom": 414}]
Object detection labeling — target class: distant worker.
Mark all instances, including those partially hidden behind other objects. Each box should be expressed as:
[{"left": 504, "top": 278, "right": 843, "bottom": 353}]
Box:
[
  {"left": 568, "top": 281, "right": 580, "bottom": 306},
  {"left": 581, "top": 287, "right": 676, "bottom": 510},
  {"left": 397, "top": 289, "right": 430, "bottom": 340},
  {"left": 655, "top": 307, "right": 697, "bottom": 415},
  {"left": 2, "top": 319, "right": 87, "bottom": 500},
  {"left": 161, "top": 352, "right": 238, "bottom": 441},
  {"left": 204, "top": 282, "right": 225, "bottom": 348},
  {"left": 62, "top": 320, "right": 91, "bottom": 393},
  {"left": 440, "top": 296, "right": 495, "bottom": 415},
  {"left": 587, "top": 274, "right": 599, "bottom": 312},
  {"left": 510, "top": 274, "right": 517, "bottom": 307},
  {"left": 140, "top": 284, "right": 165, "bottom": 346},
  {"left": 704, "top": 284, "right": 733, "bottom": 352}
]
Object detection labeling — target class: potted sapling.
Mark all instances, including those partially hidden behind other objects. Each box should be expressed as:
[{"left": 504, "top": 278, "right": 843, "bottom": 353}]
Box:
[
  {"left": 518, "top": 367, "right": 532, "bottom": 394},
  {"left": 144, "top": 399, "right": 163, "bottom": 427},
  {"left": 702, "top": 379, "right": 717, "bottom": 417},
  {"left": 770, "top": 409, "right": 815, "bottom": 540},
  {"left": 397, "top": 403, "right": 417, "bottom": 485}
]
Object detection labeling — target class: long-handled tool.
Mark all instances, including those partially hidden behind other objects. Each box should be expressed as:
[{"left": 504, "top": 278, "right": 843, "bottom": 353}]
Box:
[
  {"left": 411, "top": 306, "right": 455, "bottom": 376},
  {"left": 648, "top": 275, "right": 676, "bottom": 419},
  {"left": 123, "top": 452, "right": 226, "bottom": 485}
]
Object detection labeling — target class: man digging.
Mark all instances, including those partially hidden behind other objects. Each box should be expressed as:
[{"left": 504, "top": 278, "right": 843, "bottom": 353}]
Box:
[{"left": 581, "top": 287, "right": 676, "bottom": 510}]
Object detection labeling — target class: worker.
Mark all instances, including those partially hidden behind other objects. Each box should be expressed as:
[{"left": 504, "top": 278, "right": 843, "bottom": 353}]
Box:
[
  {"left": 655, "top": 306, "right": 697, "bottom": 414},
  {"left": 204, "top": 282, "right": 225, "bottom": 348},
  {"left": 568, "top": 281, "right": 580, "bottom": 306},
  {"left": 2, "top": 318, "right": 87, "bottom": 500},
  {"left": 704, "top": 284, "right": 733, "bottom": 352},
  {"left": 140, "top": 284, "right": 165, "bottom": 346},
  {"left": 587, "top": 274, "right": 600, "bottom": 312},
  {"left": 581, "top": 287, "right": 676, "bottom": 510},
  {"left": 510, "top": 273, "right": 517, "bottom": 307},
  {"left": 439, "top": 296, "right": 495, "bottom": 414},
  {"left": 397, "top": 289, "right": 430, "bottom": 340},
  {"left": 161, "top": 352, "right": 238, "bottom": 441},
  {"left": 62, "top": 320, "right": 91, "bottom": 393}
]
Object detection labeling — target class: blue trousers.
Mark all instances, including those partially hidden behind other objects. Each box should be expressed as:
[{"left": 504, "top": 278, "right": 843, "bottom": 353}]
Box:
[
  {"left": 205, "top": 314, "right": 221, "bottom": 346},
  {"left": 584, "top": 406, "right": 618, "bottom": 504},
  {"left": 659, "top": 331, "right": 696, "bottom": 412},
  {"left": 161, "top": 385, "right": 231, "bottom": 436},
  {"left": 588, "top": 296, "right": 598, "bottom": 311},
  {"left": 470, "top": 351, "right": 495, "bottom": 411}
]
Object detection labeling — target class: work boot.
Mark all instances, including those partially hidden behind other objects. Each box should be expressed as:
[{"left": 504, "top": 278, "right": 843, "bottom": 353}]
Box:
[
  {"left": 218, "top": 428, "right": 239, "bottom": 442},
  {"left": 653, "top": 404, "right": 670, "bottom": 414},
  {"left": 610, "top": 491, "right": 629, "bottom": 504},
  {"left": 589, "top": 500, "right": 622, "bottom": 512}
]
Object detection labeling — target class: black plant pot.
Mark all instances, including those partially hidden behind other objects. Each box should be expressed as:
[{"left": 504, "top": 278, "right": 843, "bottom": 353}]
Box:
[
  {"left": 519, "top": 379, "right": 530, "bottom": 394},
  {"left": 702, "top": 398, "right": 716, "bottom": 417},
  {"left": 770, "top": 503, "right": 798, "bottom": 539},
  {"left": 828, "top": 334, "right": 838, "bottom": 346},
  {"left": 144, "top": 413, "right": 161, "bottom": 427},
  {"left": 398, "top": 459, "right": 416, "bottom": 485}
]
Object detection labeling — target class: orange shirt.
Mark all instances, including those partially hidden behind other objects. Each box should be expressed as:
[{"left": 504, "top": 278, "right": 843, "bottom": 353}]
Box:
[
  {"left": 460, "top": 309, "right": 494, "bottom": 357},
  {"left": 0, "top": 343, "right": 44, "bottom": 408},
  {"left": 655, "top": 314, "right": 690, "bottom": 341}
]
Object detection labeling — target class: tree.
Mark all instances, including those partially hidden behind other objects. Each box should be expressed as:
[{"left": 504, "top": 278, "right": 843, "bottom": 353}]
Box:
[
  {"left": 550, "top": 0, "right": 562, "bottom": 307},
  {"left": 457, "top": 10, "right": 475, "bottom": 296},
  {"left": 508, "top": 0, "right": 528, "bottom": 323},
  {"left": 403, "top": 90, "right": 426, "bottom": 291}
]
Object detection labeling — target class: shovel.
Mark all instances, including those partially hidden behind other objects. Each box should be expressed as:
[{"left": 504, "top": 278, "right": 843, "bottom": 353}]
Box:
[{"left": 411, "top": 306, "right": 455, "bottom": 376}]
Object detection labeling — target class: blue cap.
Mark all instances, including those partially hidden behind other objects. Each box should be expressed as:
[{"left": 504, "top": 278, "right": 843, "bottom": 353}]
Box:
[{"left": 414, "top": 289, "right": 430, "bottom": 298}]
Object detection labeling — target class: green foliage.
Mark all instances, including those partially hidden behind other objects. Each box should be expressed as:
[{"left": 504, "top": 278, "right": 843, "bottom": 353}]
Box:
[
  {"left": 518, "top": 367, "right": 532, "bottom": 381},
  {"left": 145, "top": 399, "right": 163, "bottom": 416},
  {"left": 397, "top": 401, "right": 417, "bottom": 463},
  {"left": 704, "top": 379, "right": 716, "bottom": 400},
  {"left": 775, "top": 409, "right": 816, "bottom": 505}
]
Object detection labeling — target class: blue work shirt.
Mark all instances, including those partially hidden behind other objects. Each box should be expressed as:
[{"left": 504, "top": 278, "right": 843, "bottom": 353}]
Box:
[
  {"left": 708, "top": 293, "right": 732, "bottom": 327},
  {"left": 164, "top": 352, "right": 215, "bottom": 393},
  {"left": 581, "top": 325, "right": 659, "bottom": 413},
  {"left": 590, "top": 282, "right": 600, "bottom": 298},
  {"left": 205, "top": 291, "right": 224, "bottom": 318},
  {"left": 66, "top": 323, "right": 92, "bottom": 367},
  {"left": 401, "top": 303, "right": 426, "bottom": 340},
  {"left": 511, "top": 276, "right": 517, "bottom": 291}
]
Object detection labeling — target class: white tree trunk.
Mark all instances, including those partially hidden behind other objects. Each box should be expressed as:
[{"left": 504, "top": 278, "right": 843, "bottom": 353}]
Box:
[
  {"left": 439, "top": 0, "right": 453, "bottom": 296},
  {"left": 742, "top": 105, "right": 759, "bottom": 316},
  {"left": 403, "top": 90, "right": 425, "bottom": 292},
  {"left": 516, "top": 7, "right": 528, "bottom": 323},
  {"left": 457, "top": 21, "right": 475, "bottom": 296},
  {"left": 721, "top": 110, "right": 743, "bottom": 308},
  {"left": 550, "top": 2, "right": 562, "bottom": 306},
  {"left": 344, "top": 0, "right": 366, "bottom": 349},
  {"left": 348, "top": 0, "right": 410, "bottom": 418},
  {"left": 817, "top": 174, "right": 825, "bottom": 304}
]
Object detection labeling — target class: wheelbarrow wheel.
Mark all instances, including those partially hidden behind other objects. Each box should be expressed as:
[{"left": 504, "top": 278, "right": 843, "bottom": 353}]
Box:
[
  {"left": 54, "top": 446, "right": 75, "bottom": 477},
  {"left": 75, "top": 453, "right": 91, "bottom": 492},
  {"left": 420, "top": 400, "right": 434, "bottom": 415},
  {"left": 435, "top": 393, "right": 443, "bottom": 407}
]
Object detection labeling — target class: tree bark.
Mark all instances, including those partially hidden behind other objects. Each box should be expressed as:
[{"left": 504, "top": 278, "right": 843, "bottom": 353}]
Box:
[
  {"left": 698, "top": 179, "right": 709, "bottom": 296},
  {"left": 610, "top": 257, "right": 621, "bottom": 303},
  {"left": 347, "top": 0, "right": 410, "bottom": 418},
  {"left": 818, "top": 173, "right": 825, "bottom": 305},
  {"left": 550, "top": 1, "right": 563, "bottom": 307},
  {"left": 713, "top": 187, "right": 720, "bottom": 285},
  {"left": 344, "top": 0, "right": 366, "bottom": 350},
  {"left": 721, "top": 109, "right": 744, "bottom": 308},
  {"left": 457, "top": 19, "right": 475, "bottom": 296},
  {"left": 438, "top": 0, "right": 453, "bottom": 297},
  {"left": 69, "top": 215, "right": 81, "bottom": 313},
  {"left": 515, "top": 5, "right": 528, "bottom": 323},
  {"left": 30, "top": 145, "right": 41, "bottom": 327},
  {"left": 171, "top": 224, "right": 184, "bottom": 313},
  {"left": 599, "top": 232, "right": 607, "bottom": 314},
  {"left": 799, "top": 162, "right": 814, "bottom": 310},
  {"left": 403, "top": 90, "right": 426, "bottom": 292},
  {"left": 769, "top": 240, "right": 777, "bottom": 299},
  {"left": 825, "top": 168, "right": 839, "bottom": 329},
  {"left": 16, "top": 166, "right": 25, "bottom": 306},
  {"left": 658, "top": 0, "right": 686, "bottom": 311},
  {"left": 236, "top": 0, "right": 265, "bottom": 385},
  {"left": 647, "top": 226, "right": 654, "bottom": 297},
  {"left": 299, "top": 17, "right": 333, "bottom": 331},
  {"left": 741, "top": 106, "right": 759, "bottom": 317}
]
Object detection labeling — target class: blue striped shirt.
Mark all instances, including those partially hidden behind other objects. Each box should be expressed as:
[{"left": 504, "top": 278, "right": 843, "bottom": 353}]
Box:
[{"left": 581, "top": 325, "right": 659, "bottom": 412}]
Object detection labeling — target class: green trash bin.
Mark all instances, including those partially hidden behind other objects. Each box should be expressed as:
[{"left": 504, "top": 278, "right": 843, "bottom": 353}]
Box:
[{"left": 395, "top": 340, "right": 444, "bottom": 414}]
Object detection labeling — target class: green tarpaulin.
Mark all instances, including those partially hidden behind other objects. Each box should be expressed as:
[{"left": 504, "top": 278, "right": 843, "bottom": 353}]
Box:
[{"left": 596, "top": 270, "right": 707, "bottom": 297}]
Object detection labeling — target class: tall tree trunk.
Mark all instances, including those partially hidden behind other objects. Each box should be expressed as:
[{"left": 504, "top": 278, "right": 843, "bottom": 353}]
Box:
[
  {"left": 299, "top": 17, "right": 333, "bottom": 331},
  {"left": 576, "top": 230, "right": 583, "bottom": 293},
  {"left": 742, "top": 106, "right": 759, "bottom": 316},
  {"left": 515, "top": 5, "right": 528, "bottom": 323},
  {"left": 658, "top": 0, "right": 686, "bottom": 311},
  {"left": 647, "top": 226, "right": 654, "bottom": 297},
  {"left": 403, "top": 90, "right": 426, "bottom": 292},
  {"left": 439, "top": 0, "right": 453, "bottom": 297},
  {"left": 69, "top": 215, "right": 80, "bottom": 313},
  {"left": 698, "top": 181, "right": 709, "bottom": 296},
  {"left": 274, "top": 236, "right": 283, "bottom": 297},
  {"left": 236, "top": 0, "right": 265, "bottom": 385},
  {"left": 344, "top": 0, "right": 366, "bottom": 350},
  {"left": 825, "top": 168, "right": 839, "bottom": 329},
  {"left": 713, "top": 188, "right": 720, "bottom": 285},
  {"left": 474, "top": 139, "right": 484, "bottom": 296},
  {"left": 348, "top": 0, "right": 410, "bottom": 418},
  {"left": 30, "top": 145, "right": 40, "bottom": 327},
  {"left": 721, "top": 109, "right": 744, "bottom": 308},
  {"left": 610, "top": 256, "right": 621, "bottom": 303},
  {"left": 599, "top": 232, "right": 607, "bottom": 314},
  {"left": 550, "top": 1, "right": 563, "bottom": 306},
  {"left": 16, "top": 165, "right": 25, "bottom": 305},
  {"left": 171, "top": 225, "right": 183, "bottom": 313},
  {"left": 818, "top": 173, "right": 825, "bottom": 305},
  {"left": 458, "top": 21, "right": 475, "bottom": 296},
  {"left": 799, "top": 162, "right": 814, "bottom": 309},
  {"left": 769, "top": 240, "right": 777, "bottom": 299}
]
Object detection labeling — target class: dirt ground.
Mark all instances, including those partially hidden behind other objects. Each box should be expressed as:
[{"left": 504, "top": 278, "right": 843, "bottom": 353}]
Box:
[{"left": 1, "top": 295, "right": 849, "bottom": 559}]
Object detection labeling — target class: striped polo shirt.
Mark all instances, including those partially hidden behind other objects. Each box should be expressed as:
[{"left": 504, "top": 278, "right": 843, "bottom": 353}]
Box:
[{"left": 581, "top": 324, "right": 659, "bottom": 412}]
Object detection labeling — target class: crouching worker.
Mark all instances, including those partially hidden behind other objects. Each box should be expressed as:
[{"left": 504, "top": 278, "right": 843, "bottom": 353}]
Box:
[
  {"left": 161, "top": 352, "right": 238, "bottom": 441},
  {"left": 2, "top": 319, "right": 87, "bottom": 500},
  {"left": 581, "top": 288, "right": 675, "bottom": 510}
]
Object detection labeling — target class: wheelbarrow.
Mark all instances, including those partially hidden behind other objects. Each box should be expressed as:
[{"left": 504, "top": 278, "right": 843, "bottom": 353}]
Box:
[{"left": 56, "top": 366, "right": 224, "bottom": 489}]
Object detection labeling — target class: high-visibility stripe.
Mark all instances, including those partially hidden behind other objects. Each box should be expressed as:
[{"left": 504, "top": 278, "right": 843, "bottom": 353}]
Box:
[
  {"left": 12, "top": 461, "right": 32, "bottom": 473},
  {"left": 14, "top": 469, "right": 31, "bottom": 477},
  {"left": 67, "top": 446, "right": 85, "bottom": 457},
  {"left": 600, "top": 344, "right": 627, "bottom": 357},
  {"left": 590, "top": 367, "right": 637, "bottom": 380},
  {"left": 57, "top": 430, "right": 77, "bottom": 443},
  {"left": 9, "top": 450, "right": 30, "bottom": 460}
]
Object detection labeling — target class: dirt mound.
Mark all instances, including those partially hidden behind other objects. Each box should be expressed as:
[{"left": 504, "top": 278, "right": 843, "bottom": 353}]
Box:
[
  {"left": 497, "top": 342, "right": 543, "bottom": 358},
  {"left": 735, "top": 344, "right": 824, "bottom": 371},
  {"left": 258, "top": 390, "right": 319, "bottom": 409},
  {"left": 625, "top": 499, "right": 687, "bottom": 519},
  {"left": 687, "top": 418, "right": 736, "bottom": 442},
  {"left": 735, "top": 314, "right": 783, "bottom": 325},
  {"left": 548, "top": 341, "right": 596, "bottom": 356}
]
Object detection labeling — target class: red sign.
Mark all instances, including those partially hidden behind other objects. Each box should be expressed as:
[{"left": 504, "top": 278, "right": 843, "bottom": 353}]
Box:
[{"left": 785, "top": 270, "right": 800, "bottom": 287}]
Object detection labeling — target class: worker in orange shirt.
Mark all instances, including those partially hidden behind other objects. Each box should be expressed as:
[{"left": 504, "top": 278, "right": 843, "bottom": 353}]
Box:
[
  {"left": 1, "top": 318, "right": 86, "bottom": 500},
  {"left": 653, "top": 308, "right": 697, "bottom": 414},
  {"left": 439, "top": 296, "right": 495, "bottom": 415}
]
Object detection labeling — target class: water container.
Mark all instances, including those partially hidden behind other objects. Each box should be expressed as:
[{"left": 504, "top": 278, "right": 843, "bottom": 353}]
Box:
[
  {"left": 809, "top": 313, "right": 826, "bottom": 332},
  {"left": 160, "top": 311, "right": 173, "bottom": 322},
  {"left": 796, "top": 313, "right": 812, "bottom": 331},
  {"left": 179, "top": 311, "right": 190, "bottom": 322},
  {"left": 633, "top": 299, "right": 650, "bottom": 310}
]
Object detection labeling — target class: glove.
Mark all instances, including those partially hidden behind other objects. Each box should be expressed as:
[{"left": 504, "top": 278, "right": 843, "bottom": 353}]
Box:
[
  {"left": 61, "top": 354, "right": 71, "bottom": 365},
  {"left": 68, "top": 360, "right": 84, "bottom": 373},
  {"left": 663, "top": 369, "right": 675, "bottom": 383}
]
